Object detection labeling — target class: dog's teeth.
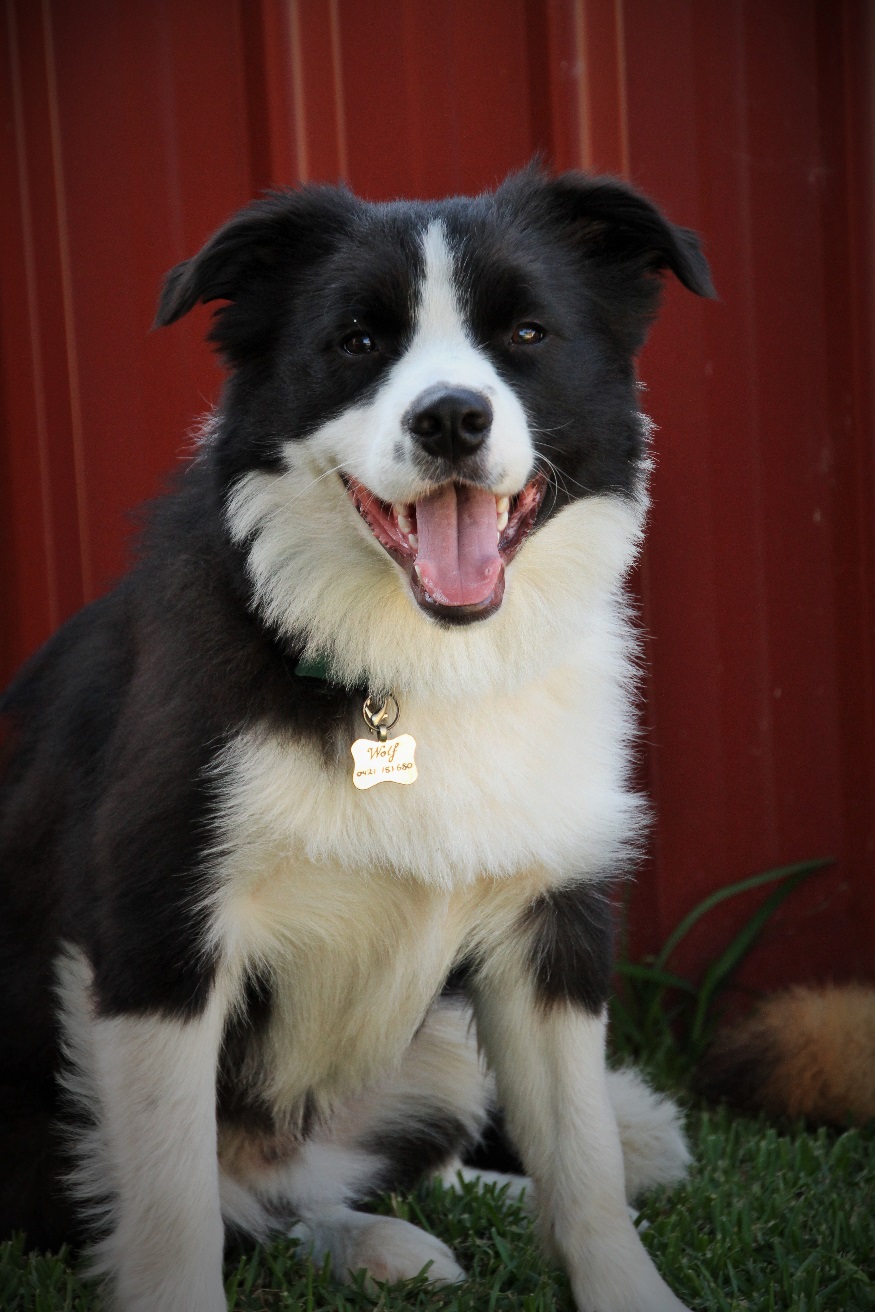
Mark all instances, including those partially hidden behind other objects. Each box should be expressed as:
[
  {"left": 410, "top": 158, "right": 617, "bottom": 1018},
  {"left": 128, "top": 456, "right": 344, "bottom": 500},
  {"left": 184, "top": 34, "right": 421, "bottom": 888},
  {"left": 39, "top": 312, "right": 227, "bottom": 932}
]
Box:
[
  {"left": 397, "top": 512, "right": 412, "bottom": 533},
  {"left": 496, "top": 495, "right": 510, "bottom": 514},
  {"left": 496, "top": 510, "right": 509, "bottom": 532},
  {"left": 408, "top": 533, "right": 418, "bottom": 550}
]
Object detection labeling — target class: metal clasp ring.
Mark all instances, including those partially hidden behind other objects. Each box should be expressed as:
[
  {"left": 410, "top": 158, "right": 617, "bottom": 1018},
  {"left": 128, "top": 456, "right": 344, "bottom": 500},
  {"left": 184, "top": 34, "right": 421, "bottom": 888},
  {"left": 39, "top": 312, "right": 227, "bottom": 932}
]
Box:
[{"left": 362, "top": 693, "right": 399, "bottom": 743}]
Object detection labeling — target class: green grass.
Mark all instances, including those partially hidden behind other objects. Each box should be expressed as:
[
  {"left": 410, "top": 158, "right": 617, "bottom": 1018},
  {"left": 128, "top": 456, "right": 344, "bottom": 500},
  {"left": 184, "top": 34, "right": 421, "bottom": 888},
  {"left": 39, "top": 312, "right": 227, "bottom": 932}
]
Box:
[{"left": 2, "top": 1109, "right": 873, "bottom": 1311}]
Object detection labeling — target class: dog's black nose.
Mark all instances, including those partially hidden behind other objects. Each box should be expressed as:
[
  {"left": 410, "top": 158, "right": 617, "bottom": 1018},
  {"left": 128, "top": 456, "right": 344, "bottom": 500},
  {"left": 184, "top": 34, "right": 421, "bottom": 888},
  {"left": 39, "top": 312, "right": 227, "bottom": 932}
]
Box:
[{"left": 406, "top": 386, "right": 492, "bottom": 463}]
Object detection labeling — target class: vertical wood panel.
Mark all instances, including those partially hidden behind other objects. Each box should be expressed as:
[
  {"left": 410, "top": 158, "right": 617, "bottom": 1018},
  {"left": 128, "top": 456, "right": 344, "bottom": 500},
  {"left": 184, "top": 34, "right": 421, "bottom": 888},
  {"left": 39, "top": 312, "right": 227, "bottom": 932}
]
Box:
[
  {"left": 620, "top": 0, "right": 725, "bottom": 969},
  {"left": 578, "top": 0, "right": 628, "bottom": 173},
  {"left": 814, "top": 0, "right": 875, "bottom": 959},
  {"left": 285, "top": 0, "right": 348, "bottom": 183},
  {"left": 45, "top": 0, "right": 256, "bottom": 590},
  {"left": 331, "top": 0, "right": 535, "bottom": 198},
  {"left": 239, "top": 0, "right": 298, "bottom": 189},
  {"left": 1, "top": 0, "right": 85, "bottom": 671}
]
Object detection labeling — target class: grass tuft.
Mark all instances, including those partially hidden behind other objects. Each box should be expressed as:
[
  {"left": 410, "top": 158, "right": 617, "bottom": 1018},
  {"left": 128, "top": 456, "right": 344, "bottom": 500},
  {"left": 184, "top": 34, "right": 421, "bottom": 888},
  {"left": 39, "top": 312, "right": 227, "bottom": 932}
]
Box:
[{"left": 2, "top": 1116, "right": 873, "bottom": 1311}]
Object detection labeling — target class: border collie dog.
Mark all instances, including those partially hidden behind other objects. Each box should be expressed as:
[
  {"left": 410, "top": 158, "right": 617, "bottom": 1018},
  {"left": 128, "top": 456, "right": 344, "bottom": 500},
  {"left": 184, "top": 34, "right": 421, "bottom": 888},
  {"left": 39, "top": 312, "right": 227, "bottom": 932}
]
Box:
[{"left": 0, "top": 168, "right": 713, "bottom": 1311}]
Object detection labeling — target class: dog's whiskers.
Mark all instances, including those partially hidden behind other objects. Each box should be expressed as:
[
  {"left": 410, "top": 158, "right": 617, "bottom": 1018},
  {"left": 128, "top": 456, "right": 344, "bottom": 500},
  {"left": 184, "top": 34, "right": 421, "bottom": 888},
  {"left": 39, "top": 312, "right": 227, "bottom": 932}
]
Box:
[
  {"left": 533, "top": 454, "right": 563, "bottom": 515},
  {"left": 528, "top": 420, "right": 575, "bottom": 437},
  {"left": 284, "top": 463, "right": 347, "bottom": 508},
  {"left": 534, "top": 451, "right": 595, "bottom": 501}
]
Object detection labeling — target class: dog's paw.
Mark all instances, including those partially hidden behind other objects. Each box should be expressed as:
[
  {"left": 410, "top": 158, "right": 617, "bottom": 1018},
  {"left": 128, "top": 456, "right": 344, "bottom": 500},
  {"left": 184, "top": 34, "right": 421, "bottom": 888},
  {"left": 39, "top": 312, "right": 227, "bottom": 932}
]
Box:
[
  {"left": 572, "top": 1270, "right": 692, "bottom": 1312},
  {"left": 292, "top": 1208, "right": 465, "bottom": 1286},
  {"left": 566, "top": 1219, "right": 693, "bottom": 1312},
  {"left": 571, "top": 1256, "right": 692, "bottom": 1312},
  {"left": 344, "top": 1214, "right": 465, "bottom": 1284},
  {"left": 606, "top": 1067, "right": 691, "bottom": 1202}
]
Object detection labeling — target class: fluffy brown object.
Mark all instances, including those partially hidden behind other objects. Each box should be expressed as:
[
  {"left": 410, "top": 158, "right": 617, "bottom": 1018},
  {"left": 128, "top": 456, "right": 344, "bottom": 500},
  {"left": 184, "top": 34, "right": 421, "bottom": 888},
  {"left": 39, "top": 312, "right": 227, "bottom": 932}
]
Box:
[{"left": 696, "top": 983, "right": 875, "bottom": 1125}]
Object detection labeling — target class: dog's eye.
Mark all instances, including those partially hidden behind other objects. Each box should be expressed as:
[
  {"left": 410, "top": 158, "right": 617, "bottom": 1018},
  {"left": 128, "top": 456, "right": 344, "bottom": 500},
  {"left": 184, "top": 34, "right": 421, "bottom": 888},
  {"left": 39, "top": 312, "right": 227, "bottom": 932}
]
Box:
[
  {"left": 341, "top": 330, "right": 377, "bottom": 356},
  {"left": 511, "top": 322, "right": 546, "bottom": 346}
]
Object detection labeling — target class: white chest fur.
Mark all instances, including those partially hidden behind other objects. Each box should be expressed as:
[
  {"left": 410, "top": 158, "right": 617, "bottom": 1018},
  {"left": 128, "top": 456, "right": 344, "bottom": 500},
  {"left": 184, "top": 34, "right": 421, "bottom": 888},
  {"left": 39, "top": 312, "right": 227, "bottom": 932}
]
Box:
[
  {"left": 208, "top": 615, "right": 643, "bottom": 1112},
  {"left": 211, "top": 845, "right": 561, "bottom": 1115},
  {"left": 216, "top": 615, "right": 642, "bottom": 892},
  {"left": 217, "top": 861, "right": 465, "bottom": 1109}
]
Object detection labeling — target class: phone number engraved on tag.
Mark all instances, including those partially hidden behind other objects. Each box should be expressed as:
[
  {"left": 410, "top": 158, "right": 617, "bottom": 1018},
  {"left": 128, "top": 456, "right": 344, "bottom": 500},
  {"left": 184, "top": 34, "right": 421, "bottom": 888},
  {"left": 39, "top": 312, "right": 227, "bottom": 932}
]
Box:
[{"left": 351, "top": 733, "right": 418, "bottom": 790}]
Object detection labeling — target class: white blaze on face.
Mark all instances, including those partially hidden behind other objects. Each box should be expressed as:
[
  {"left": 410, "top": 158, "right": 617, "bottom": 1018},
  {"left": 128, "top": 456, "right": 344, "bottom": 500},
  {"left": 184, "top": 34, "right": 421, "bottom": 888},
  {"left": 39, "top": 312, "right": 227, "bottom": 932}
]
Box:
[{"left": 305, "top": 220, "right": 535, "bottom": 507}]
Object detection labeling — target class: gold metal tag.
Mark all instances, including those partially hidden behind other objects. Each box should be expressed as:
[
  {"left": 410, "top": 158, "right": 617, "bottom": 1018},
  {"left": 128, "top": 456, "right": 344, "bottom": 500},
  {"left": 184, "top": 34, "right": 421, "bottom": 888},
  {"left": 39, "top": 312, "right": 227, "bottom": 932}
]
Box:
[
  {"left": 351, "top": 732, "right": 418, "bottom": 789},
  {"left": 351, "top": 693, "right": 418, "bottom": 790}
]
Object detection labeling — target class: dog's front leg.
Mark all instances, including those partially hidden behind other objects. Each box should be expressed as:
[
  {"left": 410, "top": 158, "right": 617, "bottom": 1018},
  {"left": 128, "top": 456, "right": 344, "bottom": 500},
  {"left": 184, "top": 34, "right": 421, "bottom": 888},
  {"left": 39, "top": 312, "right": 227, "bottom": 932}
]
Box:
[
  {"left": 472, "top": 882, "right": 691, "bottom": 1312},
  {"left": 88, "top": 988, "right": 228, "bottom": 1312}
]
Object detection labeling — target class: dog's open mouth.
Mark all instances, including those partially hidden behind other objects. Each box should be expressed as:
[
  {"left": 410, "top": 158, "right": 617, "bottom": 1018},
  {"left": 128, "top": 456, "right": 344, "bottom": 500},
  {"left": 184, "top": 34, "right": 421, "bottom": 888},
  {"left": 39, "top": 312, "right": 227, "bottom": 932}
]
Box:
[{"left": 342, "top": 474, "right": 546, "bottom": 623}]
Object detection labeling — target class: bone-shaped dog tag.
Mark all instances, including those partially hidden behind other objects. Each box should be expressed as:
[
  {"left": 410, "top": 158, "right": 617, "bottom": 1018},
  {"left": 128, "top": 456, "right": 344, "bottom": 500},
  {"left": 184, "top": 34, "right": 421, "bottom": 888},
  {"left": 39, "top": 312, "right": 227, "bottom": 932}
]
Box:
[
  {"left": 351, "top": 732, "right": 418, "bottom": 789},
  {"left": 351, "top": 694, "right": 418, "bottom": 790}
]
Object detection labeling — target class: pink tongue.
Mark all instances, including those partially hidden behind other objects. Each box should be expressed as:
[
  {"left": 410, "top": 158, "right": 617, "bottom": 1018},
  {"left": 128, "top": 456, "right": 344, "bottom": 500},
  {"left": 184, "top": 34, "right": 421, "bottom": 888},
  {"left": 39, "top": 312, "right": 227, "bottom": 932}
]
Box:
[{"left": 414, "top": 484, "right": 502, "bottom": 606}]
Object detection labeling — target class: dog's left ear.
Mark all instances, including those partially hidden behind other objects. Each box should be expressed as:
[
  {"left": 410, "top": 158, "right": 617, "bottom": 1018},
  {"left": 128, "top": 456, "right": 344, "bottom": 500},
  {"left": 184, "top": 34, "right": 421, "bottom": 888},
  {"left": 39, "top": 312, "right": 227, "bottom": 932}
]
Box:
[
  {"left": 542, "top": 171, "right": 715, "bottom": 298},
  {"left": 507, "top": 168, "right": 715, "bottom": 348}
]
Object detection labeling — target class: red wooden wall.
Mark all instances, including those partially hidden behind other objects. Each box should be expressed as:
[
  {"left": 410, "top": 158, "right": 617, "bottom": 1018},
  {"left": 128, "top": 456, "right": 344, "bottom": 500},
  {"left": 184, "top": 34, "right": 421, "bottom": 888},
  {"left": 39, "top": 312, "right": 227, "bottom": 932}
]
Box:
[{"left": 2, "top": 0, "right": 873, "bottom": 993}]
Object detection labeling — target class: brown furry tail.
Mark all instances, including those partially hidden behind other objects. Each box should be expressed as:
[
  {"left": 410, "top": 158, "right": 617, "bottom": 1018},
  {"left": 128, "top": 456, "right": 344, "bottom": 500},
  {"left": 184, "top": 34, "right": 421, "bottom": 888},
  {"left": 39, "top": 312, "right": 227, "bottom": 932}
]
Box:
[{"left": 696, "top": 983, "right": 875, "bottom": 1126}]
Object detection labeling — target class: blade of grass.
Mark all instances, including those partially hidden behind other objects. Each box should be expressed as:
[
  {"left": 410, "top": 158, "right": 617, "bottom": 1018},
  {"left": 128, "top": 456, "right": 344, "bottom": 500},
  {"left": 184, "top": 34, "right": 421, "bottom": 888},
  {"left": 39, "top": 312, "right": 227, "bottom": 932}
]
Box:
[
  {"left": 614, "top": 963, "right": 698, "bottom": 994},
  {"left": 653, "top": 859, "right": 831, "bottom": 972},
  {"left": 688, "top": 861, "right": 829, "bottom": 1048}
]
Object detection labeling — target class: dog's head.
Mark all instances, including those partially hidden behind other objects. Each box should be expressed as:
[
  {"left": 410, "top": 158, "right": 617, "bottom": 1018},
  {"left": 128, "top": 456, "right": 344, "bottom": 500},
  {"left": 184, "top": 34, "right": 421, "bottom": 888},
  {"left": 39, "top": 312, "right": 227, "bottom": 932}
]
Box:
[{"left": 157, "top": 169, "right": 712, "bottom": 696}]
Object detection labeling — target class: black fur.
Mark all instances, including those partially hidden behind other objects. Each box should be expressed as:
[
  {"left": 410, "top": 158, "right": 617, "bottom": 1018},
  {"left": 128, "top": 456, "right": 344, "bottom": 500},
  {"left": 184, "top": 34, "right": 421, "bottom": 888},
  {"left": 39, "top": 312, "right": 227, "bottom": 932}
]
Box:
[
  {"left": 216, "top": 971, "right": 277, "bottom": 1135},
  {"left": 693, "top": 1019, "right": 780, "bottom": 1115},
  {"left": 525, "top": 882, "right": 615, "bottom": 1012},
  {"left": 365, "top": 1111, "right": 478, "bottom": 1197},
  {"left": 465, "top": 1108, "right": 525, "bottom": 1176},
  {"left": 0, "top": 463, "right": 365, "bottom": 1023}
]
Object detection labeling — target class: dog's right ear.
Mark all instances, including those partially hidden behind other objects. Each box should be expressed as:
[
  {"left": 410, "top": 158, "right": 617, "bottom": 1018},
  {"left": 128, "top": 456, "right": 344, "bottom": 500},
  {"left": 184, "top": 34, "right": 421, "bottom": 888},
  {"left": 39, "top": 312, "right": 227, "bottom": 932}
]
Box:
[{"left": 154, "top": 186, "right": 359, "bottom": 359}]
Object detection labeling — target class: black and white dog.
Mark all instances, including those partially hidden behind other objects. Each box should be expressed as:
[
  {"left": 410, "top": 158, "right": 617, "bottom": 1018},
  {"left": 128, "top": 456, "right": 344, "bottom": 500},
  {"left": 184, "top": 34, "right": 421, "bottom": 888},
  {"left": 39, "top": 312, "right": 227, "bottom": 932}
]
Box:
[{"left": 0, "top": 168, "right": 713, "bottom": 1311}]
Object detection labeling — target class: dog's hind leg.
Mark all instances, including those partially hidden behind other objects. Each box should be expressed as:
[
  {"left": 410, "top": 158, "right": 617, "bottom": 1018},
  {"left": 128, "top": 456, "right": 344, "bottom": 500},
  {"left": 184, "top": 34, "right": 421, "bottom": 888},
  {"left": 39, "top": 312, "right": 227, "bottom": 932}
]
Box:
[
  {"left": 219, "top": 996, "right": 488, "bottom": 1285},
  {"left": 440, "top": 1067, "right": 689, "bottom": 1209},
  {"left": 605, "top": 1067, "right": 690, "bottom": 1202}
]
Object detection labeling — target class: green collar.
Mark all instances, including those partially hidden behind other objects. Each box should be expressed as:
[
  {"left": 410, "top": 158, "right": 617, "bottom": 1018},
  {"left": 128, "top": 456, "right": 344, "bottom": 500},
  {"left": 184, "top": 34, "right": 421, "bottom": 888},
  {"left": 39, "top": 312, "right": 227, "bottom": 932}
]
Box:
[{"left": 293, "top": 653, "right": 332, "bottom": 682}]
